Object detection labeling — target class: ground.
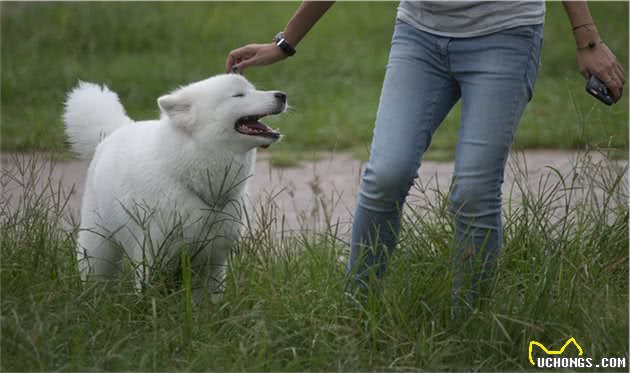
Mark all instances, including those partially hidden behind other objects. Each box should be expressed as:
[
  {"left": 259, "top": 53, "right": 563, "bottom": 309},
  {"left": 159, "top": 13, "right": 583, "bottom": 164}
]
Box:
[{"left": 1, "top": 149, "right": 624, "bottom": 232}]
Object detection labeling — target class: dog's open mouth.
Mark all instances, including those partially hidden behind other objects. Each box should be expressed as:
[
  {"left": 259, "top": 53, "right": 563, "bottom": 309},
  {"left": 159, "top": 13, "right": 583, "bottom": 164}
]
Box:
[{"left": 235, "top": 115, "right": 281, "bottom": 139}]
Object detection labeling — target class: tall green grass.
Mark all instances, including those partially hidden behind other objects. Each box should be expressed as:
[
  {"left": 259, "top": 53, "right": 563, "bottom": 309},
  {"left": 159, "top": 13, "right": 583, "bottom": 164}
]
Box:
[
  {"left": 1, "top": 2, "right": 628, "bottom": 164},
  {"left": 1, "top": 147, "right": 627, "bottom": 371}
]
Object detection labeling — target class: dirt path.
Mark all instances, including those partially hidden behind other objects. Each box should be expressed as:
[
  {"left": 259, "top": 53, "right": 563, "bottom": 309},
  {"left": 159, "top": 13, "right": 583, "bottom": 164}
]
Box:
[{"left": 1, "top": 150, "right": 626, "bottom": 235}]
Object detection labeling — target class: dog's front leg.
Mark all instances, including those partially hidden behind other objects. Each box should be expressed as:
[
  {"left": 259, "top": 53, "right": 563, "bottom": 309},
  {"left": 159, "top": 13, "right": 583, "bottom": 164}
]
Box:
[
  {"left": 76, "top": 228, "right": 122, "bottom": 281},
  {"left": 192, "top": 246, "right": 229, "bottom": 304},
  {"left": 206, "top": 261, "right": 227, "bottom": 304},
  {"left": 125, "top": 236, "right": 156, "bottom": 293}
]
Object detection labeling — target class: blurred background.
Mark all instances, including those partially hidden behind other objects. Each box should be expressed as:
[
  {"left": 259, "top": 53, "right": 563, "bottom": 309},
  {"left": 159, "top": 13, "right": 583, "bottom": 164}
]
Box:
[{"left": 1, "top": 1, "right": 628, "bottom": 166}]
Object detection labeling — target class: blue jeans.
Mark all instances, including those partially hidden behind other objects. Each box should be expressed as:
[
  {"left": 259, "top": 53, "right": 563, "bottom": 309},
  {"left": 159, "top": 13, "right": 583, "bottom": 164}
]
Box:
[{"left": 347, "top": 19, "right": 544, "bottom": 314}]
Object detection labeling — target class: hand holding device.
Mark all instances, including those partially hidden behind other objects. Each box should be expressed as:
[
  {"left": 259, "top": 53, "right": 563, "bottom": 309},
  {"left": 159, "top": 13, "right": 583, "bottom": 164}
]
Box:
[{"left": 585, "top": 75, "right": 614, "bottom": 105}]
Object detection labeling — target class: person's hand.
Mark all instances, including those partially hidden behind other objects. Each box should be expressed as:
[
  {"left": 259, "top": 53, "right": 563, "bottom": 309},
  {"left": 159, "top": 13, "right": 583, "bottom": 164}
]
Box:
[
  {"left": 226, "top": 43, "right": 287, "bottom": 73},
  {"left": 576, "top": 42, "right": 625, "bottom": 102}
]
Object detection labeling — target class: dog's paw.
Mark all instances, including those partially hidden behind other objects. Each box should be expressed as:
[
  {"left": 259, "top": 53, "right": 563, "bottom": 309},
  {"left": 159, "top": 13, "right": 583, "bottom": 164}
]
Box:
[{"left": 210, "top": 292, "right": 224, "bottom": 304}]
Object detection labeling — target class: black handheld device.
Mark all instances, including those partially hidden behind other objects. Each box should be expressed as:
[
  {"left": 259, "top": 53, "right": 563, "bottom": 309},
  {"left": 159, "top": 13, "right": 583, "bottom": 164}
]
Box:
[{"left": 585, "top": 75, "right": 614, "bottom": 105}]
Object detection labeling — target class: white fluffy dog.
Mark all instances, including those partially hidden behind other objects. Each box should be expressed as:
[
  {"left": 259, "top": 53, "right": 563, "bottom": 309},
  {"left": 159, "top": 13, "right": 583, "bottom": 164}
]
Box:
[{"left": 64, "top": 74, "right": 286, "bottom": 299}]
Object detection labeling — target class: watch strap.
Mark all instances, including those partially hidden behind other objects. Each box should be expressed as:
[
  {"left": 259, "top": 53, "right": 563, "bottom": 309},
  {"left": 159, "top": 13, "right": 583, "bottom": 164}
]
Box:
[{"left": 273, "top": 32, "right": 296, "bottom": 56}]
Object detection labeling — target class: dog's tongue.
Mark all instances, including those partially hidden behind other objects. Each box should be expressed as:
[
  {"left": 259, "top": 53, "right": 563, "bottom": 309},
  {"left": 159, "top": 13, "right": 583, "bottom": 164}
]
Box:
[
  {"left": 243, "top": 121, "right": 267, "bottom": 131},
  {"left": 242, "top": 121, "right": 274, "bottom": 148}
]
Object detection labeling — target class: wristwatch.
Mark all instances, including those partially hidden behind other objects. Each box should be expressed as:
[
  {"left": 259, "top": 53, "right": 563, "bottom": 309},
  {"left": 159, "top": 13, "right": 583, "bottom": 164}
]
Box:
[{"left": 273, "top": 32, "right": 296, "bottom": 57}]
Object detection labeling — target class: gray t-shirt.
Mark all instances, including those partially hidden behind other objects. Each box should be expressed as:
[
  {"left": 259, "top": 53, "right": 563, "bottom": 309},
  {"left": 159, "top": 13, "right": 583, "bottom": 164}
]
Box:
[{"left": 397, "top": 1, "right": 545, "bottom": 38}]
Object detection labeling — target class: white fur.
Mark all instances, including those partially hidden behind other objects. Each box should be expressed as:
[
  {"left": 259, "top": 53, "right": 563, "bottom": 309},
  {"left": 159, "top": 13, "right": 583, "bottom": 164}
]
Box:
[
  {"left": 64, "top": 82, "right": 134, "bottom": 159},
  {"left": 64, "top": 74, "right": 286, "bottom": 300}
]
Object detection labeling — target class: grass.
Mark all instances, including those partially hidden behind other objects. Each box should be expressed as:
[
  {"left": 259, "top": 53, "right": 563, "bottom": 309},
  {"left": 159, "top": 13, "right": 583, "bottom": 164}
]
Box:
[
  {"left": 1, "top": 2, "right": 628, "bottom": 165},
  {"left": 1, "top": 146, "right": 628, "bottom": 371}
]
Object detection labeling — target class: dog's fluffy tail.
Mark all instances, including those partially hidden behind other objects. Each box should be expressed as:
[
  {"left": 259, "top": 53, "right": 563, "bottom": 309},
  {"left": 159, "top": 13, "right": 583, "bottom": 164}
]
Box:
[{"left": 63, "top": 82, "right": 133, "bottom": 159}]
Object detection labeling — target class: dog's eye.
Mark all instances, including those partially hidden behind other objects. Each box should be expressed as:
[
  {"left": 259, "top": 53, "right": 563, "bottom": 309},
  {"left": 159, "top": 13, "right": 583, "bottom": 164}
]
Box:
[{"left": 232, "top": 93, "right": 245, "bottom": 98}]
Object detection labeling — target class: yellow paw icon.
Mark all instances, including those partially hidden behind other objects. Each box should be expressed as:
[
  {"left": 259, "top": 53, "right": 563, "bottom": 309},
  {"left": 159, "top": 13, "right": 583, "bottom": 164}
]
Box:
[{"left": 528, "top": 337, "right": 584, "bottom": 366}]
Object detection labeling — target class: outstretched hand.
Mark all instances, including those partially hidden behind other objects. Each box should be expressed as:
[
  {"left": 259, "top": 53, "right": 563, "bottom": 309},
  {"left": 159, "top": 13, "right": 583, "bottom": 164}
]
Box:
[{"left": 226, "top": 43, "right": 287, "bottom": 73}]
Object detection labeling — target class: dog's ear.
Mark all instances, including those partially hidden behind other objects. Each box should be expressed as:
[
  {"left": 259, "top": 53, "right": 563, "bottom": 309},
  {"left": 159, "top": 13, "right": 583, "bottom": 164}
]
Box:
[{"left": 158, "top": 93, "right": 194, "bottom": 131}]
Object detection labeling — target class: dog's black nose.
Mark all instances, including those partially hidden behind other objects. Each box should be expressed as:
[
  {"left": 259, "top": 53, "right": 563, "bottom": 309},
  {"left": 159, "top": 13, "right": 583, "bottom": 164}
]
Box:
[{"left": 274, "top": 92, "right": 287, "bottom": 103}]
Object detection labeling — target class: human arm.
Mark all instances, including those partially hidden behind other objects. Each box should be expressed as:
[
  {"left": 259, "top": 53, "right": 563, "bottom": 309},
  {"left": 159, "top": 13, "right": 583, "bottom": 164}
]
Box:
[
  {"left": 562, "top": 0, "right": 624, "bottom": 102},
  {"left": 225, "top": 1, "right": 335, "bottom": 73}
]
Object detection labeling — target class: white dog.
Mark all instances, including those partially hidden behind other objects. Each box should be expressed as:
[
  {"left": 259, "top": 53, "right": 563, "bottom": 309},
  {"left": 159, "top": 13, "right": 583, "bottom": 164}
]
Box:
[{"left": 64, "top": 74, "right": 286, "bottom": 299}]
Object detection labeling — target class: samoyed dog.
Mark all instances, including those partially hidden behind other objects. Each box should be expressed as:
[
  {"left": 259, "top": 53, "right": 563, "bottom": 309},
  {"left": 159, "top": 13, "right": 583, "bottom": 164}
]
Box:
[{"left": 64, "top": 74, "right": 286, "bottom": 299}]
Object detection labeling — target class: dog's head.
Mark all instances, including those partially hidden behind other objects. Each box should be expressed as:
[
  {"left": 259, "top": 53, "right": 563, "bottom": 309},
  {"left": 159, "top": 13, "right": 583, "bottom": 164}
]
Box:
[{"left": 157, "top": 74, "right": 286, "bottom": 151}]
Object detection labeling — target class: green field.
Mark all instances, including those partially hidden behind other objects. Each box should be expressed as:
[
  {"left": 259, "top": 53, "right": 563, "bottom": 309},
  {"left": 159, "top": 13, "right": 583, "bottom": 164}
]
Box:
[
  {"left": 1, "top": 2, "right": 628, "bottom": 164},
  {"left": 1, "top": 152, "right": 628, "bottom": 371}
]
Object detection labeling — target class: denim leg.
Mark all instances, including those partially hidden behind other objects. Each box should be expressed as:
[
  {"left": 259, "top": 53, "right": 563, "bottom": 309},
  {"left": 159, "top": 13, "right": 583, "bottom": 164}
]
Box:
[
  {"left": 448, "top": 25, "right": 544, "bottom": 316},
  {"left": 347, "top": 20, "right": 460, "bottom": 288}
]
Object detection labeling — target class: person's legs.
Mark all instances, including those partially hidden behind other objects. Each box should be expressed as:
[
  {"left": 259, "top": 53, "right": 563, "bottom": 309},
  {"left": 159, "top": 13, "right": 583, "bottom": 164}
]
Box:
[
  {"left": 347, "top": 20, "right": 460, "bottom": 289},
  {"left": 448, "top": 24, "right": 544, "bottom": 317}
]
